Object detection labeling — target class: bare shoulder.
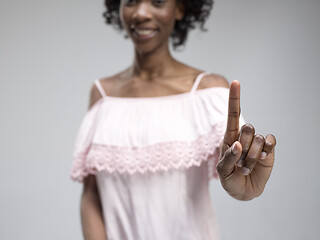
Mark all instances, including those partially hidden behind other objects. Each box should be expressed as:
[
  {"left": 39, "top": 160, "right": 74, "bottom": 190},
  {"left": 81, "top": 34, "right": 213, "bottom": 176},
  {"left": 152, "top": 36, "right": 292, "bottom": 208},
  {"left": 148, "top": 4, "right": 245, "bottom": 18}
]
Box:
[
  {"left": 198, "top": 73, "right": 229, "bottom": 90},
  {"left": 88, "top": 83, "right": 102, "bottom": 109},
  {"left": 88, "top": 71, "right": 125, "bottom": 109}
]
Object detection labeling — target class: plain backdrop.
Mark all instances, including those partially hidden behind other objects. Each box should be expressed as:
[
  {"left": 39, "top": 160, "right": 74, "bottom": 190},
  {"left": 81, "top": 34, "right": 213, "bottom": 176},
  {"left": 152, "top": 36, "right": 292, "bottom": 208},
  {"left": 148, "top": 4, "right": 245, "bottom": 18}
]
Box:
[{"left": 1, "top": 0, "right": 320, "bottom": 239}]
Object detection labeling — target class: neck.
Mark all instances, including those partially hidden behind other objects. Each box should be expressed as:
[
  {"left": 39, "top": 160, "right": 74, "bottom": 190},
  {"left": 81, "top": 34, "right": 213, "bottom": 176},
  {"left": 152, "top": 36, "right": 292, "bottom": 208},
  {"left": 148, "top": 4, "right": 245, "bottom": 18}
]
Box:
[{"left": 130, "top": 43, "right": 177, "bottom": 81}]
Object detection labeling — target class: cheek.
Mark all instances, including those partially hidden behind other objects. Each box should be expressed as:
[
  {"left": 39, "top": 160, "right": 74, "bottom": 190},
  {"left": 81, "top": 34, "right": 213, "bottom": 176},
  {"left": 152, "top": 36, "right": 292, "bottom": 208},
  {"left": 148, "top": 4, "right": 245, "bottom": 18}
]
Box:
[{"left": 158, "top": 10, "right": 177, "bottom": 30}]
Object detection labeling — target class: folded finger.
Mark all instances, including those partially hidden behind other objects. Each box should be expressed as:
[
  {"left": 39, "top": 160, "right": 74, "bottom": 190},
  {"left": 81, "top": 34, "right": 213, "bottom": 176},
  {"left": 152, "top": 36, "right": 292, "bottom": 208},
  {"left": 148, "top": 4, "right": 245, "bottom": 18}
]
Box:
[
  {"left": 242, "top": 134, "right": 265, "bottom": 175},
  {"left": 237, "top": 124, "right": 255, "bottom": 167},
  {"left": 260, "top": 134, "right": 276, "bottom": 159}
]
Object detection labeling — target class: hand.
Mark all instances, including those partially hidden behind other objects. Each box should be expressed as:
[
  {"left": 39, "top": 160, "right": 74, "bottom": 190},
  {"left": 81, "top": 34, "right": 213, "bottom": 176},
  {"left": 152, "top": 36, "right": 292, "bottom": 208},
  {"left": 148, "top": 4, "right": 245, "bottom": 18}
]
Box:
[{"left": 216, "top": 80, "right": 276, "bottom": 200}]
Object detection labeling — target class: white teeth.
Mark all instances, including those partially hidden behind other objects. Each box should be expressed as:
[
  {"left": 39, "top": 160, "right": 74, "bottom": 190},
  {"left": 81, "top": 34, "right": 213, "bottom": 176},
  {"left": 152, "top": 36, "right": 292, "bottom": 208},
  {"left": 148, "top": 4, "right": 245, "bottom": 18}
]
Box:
[{"left": 135, "top": 29, "right": 154, "bottom": 36}]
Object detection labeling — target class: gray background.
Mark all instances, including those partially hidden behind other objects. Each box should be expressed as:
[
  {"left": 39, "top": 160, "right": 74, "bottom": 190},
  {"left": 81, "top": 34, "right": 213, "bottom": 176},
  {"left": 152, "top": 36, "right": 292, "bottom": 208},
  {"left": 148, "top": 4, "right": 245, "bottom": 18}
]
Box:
[{"left": 1, "top": 0, "right": 319, "bottom": 239}]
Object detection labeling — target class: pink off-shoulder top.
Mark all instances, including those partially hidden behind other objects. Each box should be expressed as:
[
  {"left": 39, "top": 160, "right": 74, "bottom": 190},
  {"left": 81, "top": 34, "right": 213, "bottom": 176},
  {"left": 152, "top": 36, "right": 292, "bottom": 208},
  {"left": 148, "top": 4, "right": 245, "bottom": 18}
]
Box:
[{"left": 71, "top": 72, "right": 245, "bottom": 240}]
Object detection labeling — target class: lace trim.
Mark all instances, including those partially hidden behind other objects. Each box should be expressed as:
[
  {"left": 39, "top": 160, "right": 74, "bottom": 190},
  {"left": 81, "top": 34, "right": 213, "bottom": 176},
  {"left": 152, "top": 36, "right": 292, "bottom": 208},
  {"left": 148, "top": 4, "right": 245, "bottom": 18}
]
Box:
[{"left": 71, "top": 124, "right": 224, "bottom": 182}]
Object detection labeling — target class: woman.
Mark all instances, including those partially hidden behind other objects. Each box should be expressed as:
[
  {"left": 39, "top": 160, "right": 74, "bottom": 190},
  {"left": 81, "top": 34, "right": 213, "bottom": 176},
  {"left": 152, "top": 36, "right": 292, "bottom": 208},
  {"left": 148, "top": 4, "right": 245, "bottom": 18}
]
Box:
[{"left": 71, "top": 0, "right": 276, "bottom": 239}]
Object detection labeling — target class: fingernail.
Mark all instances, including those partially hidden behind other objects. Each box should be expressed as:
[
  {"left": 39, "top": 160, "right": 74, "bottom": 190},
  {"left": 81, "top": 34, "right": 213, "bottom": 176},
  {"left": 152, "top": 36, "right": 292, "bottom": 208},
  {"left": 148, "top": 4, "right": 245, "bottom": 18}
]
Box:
[
  {"left": 237, "top": 159, "right": 243, "bottom": 167},
  {"left": 260, "top": 151, "right": 267, "bottom": 159},
  {"left": 242, "top": 167, "right": 250, "bottom": 175},
  {"left": 231, "top": 142, "right": 239, "bottom": 155}
]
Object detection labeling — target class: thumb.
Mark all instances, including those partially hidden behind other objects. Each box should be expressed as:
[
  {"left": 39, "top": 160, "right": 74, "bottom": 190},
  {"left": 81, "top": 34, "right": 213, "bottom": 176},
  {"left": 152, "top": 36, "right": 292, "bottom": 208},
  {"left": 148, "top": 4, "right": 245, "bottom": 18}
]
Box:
[{"left": 217, "top": 141, "right": 242, "bottom": 178}]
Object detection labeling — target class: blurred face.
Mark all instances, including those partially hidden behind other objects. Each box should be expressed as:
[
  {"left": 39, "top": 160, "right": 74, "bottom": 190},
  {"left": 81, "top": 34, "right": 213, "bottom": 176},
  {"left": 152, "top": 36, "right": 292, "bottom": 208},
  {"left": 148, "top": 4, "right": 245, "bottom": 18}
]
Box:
[{"left": 120, "top": 0, "right": 183, "bottom": 54}]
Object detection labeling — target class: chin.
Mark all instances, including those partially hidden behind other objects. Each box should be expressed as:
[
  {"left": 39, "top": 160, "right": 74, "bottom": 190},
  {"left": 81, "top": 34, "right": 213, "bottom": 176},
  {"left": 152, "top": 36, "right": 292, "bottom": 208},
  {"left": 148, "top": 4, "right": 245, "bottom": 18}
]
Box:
[{"left": 133, "top": 40, "right": 168, "bottom": 56}]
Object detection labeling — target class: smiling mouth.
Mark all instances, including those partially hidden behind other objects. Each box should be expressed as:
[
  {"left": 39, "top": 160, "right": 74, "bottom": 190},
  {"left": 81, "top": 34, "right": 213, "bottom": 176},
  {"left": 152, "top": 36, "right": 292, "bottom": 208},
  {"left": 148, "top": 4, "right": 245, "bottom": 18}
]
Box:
[{"left": 131, "top": 27, "right": 158, "bottom": 41}]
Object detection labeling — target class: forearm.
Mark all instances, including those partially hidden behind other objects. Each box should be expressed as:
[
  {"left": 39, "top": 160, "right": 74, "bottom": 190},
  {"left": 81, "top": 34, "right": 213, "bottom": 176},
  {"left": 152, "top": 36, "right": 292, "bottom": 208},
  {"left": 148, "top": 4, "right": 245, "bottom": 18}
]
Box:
[{"left": 80, "top": 176, "right": 107, "bottom": 240}]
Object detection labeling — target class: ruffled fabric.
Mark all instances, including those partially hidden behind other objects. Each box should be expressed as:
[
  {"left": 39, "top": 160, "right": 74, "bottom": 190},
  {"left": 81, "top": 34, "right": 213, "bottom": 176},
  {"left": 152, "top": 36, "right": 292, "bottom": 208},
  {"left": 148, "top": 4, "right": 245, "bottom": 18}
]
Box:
[{"left": 71, "top": 87, "right": 244, "bottom": 182}]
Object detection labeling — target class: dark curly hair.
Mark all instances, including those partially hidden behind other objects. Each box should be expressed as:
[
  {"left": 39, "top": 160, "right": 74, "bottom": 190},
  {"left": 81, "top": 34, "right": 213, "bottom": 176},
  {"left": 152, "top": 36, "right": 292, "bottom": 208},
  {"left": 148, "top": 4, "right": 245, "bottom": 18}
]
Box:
[{"left": 103, "top": 0, "right": 214, "bottom": 49}]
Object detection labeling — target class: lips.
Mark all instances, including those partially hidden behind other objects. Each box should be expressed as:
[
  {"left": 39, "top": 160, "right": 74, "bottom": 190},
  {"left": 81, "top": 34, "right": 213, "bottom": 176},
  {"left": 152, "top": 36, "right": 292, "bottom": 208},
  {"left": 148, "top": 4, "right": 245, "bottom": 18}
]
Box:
[{"left": 130, "top": 26, "right": 159, "bottom": 41}]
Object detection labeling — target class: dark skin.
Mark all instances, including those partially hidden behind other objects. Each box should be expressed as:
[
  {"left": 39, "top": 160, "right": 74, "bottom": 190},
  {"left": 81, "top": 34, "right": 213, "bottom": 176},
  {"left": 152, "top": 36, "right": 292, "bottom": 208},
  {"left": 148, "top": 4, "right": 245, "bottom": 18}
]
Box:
[
  {"left": 81, "top": 0, "right": 277, "bottom": 239},
  {"left": 81, "top": 175, "right": 107, "bottom": 240},
  {"left": 217, "top": 81, "right": 276, "bottom": 200}
]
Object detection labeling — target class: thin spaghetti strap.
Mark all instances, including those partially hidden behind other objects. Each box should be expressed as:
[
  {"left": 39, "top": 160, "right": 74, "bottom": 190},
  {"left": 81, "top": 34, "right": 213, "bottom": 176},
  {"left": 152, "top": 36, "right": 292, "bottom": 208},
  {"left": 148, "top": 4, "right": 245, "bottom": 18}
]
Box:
[
  {"left": 190, "top": 72, "right": 210, "bottom": 93},
  {"left": 94, "top": 79, "right": 107, "bottom": 98}
]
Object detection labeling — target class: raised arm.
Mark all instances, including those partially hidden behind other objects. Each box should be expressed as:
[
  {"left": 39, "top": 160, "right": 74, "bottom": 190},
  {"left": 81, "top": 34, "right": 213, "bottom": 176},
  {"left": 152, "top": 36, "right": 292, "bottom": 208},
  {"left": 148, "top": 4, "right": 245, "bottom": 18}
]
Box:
[
  {"left": 80, "top": 83, "right": 107, "bottom": 240},
  {"left": 217, "top": 80, "right": 276, "bottom": 201}
]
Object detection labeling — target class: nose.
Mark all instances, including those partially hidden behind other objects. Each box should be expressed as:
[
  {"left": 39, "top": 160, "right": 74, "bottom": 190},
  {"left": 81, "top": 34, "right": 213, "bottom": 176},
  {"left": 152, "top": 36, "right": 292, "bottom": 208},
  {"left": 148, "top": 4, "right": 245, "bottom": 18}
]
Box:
[{"left": 132, "top": 2, "right": 152, "bottom": 21}]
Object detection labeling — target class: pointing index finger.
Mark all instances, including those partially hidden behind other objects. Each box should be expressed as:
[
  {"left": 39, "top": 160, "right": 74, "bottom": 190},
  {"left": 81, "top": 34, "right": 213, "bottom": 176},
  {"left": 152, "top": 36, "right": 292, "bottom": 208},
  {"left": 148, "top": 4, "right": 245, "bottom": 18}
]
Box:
[{"left": 224, "top": 80, "right": 241, "bottom": 147}]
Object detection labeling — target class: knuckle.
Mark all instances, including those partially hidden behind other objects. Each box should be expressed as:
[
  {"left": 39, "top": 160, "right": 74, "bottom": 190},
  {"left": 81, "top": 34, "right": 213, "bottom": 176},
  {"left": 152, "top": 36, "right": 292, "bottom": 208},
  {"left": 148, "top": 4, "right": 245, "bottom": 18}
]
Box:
[
  {"left": 265, "top": 141, "right": 273, "bottom": 149},
  {"left": 241, "top": 124, "right": 255, "bottom": 134},
  {"left": 254, "top": 134, "right": 265, "bottom": 144},
  {"left": 216, "top": 161, "right": 224, "bottom": 174},
  {"left": 228, "top": 111, "right": 239, "bottom": 117},
  {"left": 267, "top": 134, "right": 277, "bottom": 145},
  {"left": 216, "top": 162, "right": 222, "bottom": 172}
]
